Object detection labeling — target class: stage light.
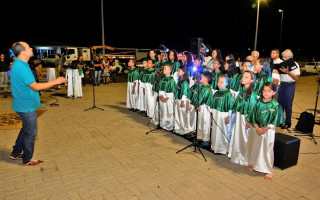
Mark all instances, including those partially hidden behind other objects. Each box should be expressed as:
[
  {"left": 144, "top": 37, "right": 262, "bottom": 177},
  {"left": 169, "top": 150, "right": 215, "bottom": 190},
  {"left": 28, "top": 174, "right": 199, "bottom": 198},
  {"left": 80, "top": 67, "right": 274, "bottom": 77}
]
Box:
[{"left": 193, "top": 66, "right": 197, "bottom": 72}]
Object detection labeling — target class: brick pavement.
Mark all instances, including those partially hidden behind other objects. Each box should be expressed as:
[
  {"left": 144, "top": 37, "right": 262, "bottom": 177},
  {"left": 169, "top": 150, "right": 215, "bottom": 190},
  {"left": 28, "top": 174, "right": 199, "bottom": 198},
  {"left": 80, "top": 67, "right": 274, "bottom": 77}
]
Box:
[{"left": 0, "top": 76, "right": 320, "bottom": 200}]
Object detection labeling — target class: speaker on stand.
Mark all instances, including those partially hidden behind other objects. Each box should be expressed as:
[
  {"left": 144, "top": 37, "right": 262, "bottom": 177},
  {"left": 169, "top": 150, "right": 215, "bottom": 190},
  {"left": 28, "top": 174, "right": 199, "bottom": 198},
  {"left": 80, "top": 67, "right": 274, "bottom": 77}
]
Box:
[{"left": 190, "top": 38, "right": 203, "bottom": 56}]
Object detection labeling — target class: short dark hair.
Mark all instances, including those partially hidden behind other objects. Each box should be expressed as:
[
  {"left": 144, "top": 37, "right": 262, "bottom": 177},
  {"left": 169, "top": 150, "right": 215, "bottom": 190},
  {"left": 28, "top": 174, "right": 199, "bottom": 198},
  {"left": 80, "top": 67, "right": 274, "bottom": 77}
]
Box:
[
  {"left": 12, "top": 42, "right": 25, "bottom": 57},
  {"left": 201, "top": 71, "right": 212, "bottom": 84},
  {"left": 129, "top": 58, "right": 136, "bottom": 65},
  {"left": 215, "top": 58, "right": 224, "bottom": 67},
  {"left": 56, "top": 53, "right": 61, "bottom": 58},
  {"left": 164, "top": 63, "right": 172, "bottom": 71},
  {"left": 271, "top": 49, "right": 280, "bottom": 54},
  {"left": 256, "top": 57, "right": 266, "bottom": 65},
  {"left": 242, "top": 59, "right": 252, "bottom": 66},
  {"left": 147, "top": 58, "right": 154, "bottom": 64}
]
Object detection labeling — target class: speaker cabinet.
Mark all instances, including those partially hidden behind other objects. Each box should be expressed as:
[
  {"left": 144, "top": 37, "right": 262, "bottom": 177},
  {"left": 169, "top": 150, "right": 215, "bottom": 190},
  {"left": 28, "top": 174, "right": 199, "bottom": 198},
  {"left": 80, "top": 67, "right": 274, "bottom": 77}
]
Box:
[
  {"left": 274, "top": 133, "right": 300, "bottom": 170},
  {"left": 190, "top": 38, "right": 203, "bottom": 55}
]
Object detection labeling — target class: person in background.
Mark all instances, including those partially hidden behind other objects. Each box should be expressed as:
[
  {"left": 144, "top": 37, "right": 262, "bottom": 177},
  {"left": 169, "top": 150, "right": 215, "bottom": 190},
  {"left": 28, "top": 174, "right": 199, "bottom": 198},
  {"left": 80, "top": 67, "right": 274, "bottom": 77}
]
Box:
[
  {"left": 205, "top": 49, "right": 223, "bottom": 72},
  {"left": 270, "top": 49, "right": 283, "bottom": 86},
  {"left": 67, "top": 56, "right": 84, "bottom": 98},
  {"left": 108, "top": 57, "right": 117, "bottom": 82},
  {"left": 101, "top": 57, "right": 110, "bottom": 84},
  {"left": 115, "top": 59, "right": 123, "bottom": 73},
  {"left": 253, "top": 58, "right": 273, "bottom": 96},
  {"left": 0, "top": 53, "right": 9, "bottom": 84},
  {"left": 278, "top": 49, "right": 300, "bottom": 129},
  {"left": 46, "top": 55, "right": 56, "bottom": 83},
  {"left": 55, "top": 54, "right": 63, "bottom": 89},
  {"left": 93, "top": 56, "right": 102, "bottom": 86},
  {"left": 251, "top": 50, "right": 259, "bottom": 63},
  {"left": 168, "top": 50, "right": 180, "bottom": 83},
  {"left": 178, "top": 52, "right": 184, "bottom": 66},
  {"left": 7, "top": 57, "right": 16, "bottom": 84}
]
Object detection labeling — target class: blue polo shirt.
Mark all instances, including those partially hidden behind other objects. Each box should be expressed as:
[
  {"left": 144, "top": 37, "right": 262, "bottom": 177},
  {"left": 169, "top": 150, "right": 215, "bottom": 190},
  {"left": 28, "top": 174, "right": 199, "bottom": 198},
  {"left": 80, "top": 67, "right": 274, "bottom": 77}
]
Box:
[{"left": 11, "top": 58, "right": 40, "bottom": 113}]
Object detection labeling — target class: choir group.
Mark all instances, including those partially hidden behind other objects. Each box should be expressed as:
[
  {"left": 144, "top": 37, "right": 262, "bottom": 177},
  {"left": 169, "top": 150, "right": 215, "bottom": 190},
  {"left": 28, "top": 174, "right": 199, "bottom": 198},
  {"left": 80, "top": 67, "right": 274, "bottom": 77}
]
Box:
[{"left": 126, "top": 49, "right": 284, "bottom": 180}]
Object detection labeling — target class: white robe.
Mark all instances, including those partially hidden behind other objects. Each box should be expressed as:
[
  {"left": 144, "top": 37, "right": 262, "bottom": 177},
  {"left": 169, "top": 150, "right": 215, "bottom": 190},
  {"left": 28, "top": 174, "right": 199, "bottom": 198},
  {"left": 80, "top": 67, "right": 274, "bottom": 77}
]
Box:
[
  {"left": 230, "top": 89, "right": 239, "bottom": 99},
  {"left": 173, "top": 72, "right": 179, "bottom": 83},
  {"left": 138, "top": 82, "right": 146, "bottom": 111},
  {"left": 126, "top": 81, "right": 138, "bottom": 109},
  {"left": 228, "top": 112, "right": 250, "bottom": 166},
  {"left": 159, "top": 92, "right": 175, "bottom": 131},
  {"left": 211, "top": 109, "right": 232, "bottom": 154},
  {"left": 188, "top": 77, "right": 195, "bottom": 88},
  {"left": 136, "top": 81, "right": 141, "bottom": 110},
  {"left": 151, "top": 93, "right": 159, "bottom": 125},
  {"left": 186, "top": 102, "right": 196, "bottom": 133},
  {"left": 145, "top": 83, "right": 155, "bottom": 118},
  {"left": 66, "top": 69, "right": 83, "bottom": 98},
  {"left": 196, "top": 104, "right": 212, "bottom": 142},
  {"left": 47, "top": 68, "right": 56, "bottom": 82},
  {"left": 247, "top": 125, "right": 275, "bottom": 174},
  {"left": 174, "top": 96, "right": 188, "bottom": 135}
]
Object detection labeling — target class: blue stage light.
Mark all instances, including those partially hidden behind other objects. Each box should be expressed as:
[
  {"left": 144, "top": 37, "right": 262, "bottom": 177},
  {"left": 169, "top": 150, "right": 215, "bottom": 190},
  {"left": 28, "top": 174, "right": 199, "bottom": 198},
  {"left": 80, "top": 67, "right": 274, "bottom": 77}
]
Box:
[{"left": 193, "top": 66, "right": 197, "bottom": 72}]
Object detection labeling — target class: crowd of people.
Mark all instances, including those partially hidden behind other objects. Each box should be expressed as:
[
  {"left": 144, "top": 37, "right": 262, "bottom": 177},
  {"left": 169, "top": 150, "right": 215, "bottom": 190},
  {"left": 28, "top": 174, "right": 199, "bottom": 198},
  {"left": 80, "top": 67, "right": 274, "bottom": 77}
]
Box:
[
  {"left": 0, "top": 50, "right": 125, "bottom": 99},
  {"left": 126, "top": 47, "right": 301, "bottom": 180}
]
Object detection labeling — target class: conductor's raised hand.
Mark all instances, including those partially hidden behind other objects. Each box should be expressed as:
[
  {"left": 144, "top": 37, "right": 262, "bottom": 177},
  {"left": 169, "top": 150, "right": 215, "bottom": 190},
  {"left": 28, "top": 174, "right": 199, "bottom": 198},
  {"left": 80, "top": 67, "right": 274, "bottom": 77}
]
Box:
[{"left": 55, "top": 77, "right": 67, "bottom": 85}]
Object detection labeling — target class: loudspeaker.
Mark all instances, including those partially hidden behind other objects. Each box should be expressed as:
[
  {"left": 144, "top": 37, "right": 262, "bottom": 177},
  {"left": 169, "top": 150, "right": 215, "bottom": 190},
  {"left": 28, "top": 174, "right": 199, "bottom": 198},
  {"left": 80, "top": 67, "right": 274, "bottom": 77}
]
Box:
[
  {"left": 274, "top": 133, "right": 300, "bottom": 170},
  {"left": 190, "top": 38, "right": 203, "bottom": 55}
]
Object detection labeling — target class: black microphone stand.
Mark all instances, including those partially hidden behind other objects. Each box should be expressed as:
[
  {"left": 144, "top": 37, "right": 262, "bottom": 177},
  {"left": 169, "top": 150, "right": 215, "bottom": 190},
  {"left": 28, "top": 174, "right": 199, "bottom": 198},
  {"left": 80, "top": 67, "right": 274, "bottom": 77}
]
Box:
[
  {"left": 146, "top": 59, "right": 162, "bottom": 134},
  {"left": 176, "top": 70, "right": 207, "bottom": 162},
  {"left": 84, "top": 66, "right": 104, "bottom": 111},
  {"left": 295, "top": 58, "right": 320, "bottom": 144}
]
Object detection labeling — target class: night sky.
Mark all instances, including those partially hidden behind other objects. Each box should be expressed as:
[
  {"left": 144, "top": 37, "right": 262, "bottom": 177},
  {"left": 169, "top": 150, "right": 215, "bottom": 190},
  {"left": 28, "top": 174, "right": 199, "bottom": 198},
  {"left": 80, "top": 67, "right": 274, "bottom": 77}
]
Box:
[{"left": 1, "top": 0, "right": 319, "bottom": 60}]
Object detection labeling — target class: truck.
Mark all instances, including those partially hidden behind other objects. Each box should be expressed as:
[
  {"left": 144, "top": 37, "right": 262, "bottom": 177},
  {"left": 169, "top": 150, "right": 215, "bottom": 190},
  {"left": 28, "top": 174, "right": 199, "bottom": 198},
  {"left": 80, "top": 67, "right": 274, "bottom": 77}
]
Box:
[
  {"left": 63, "top": 47, "right": 91, "bottom": 66},
  {"left": 62, "top": 45, "right": 151, "bottom": 70}
]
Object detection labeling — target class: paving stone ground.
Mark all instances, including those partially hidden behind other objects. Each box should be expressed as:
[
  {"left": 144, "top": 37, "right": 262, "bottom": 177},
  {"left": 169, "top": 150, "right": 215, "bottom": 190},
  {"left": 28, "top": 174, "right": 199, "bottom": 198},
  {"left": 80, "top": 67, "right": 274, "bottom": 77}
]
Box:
[{"left": 1, "top": 75, "right": 320, "bottom": 200}]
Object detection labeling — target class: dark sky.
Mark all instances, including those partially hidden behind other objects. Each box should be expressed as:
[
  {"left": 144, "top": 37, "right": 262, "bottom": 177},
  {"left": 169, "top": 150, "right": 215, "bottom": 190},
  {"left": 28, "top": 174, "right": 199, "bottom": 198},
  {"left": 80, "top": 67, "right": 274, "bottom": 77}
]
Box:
[{"left": 1, "top": 0, "right": 319, "bottom": 59}]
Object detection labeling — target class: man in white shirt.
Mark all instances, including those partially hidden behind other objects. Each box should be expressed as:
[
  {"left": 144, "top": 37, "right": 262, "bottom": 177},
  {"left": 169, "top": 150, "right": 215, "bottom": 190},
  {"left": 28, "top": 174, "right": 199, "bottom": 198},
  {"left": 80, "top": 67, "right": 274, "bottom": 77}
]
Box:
[
  {"left": 270, "top": 49, "right": 283, "bottom": 86},
  {"left": 278, "top": 49, "right": 300, "bottom": 129}
]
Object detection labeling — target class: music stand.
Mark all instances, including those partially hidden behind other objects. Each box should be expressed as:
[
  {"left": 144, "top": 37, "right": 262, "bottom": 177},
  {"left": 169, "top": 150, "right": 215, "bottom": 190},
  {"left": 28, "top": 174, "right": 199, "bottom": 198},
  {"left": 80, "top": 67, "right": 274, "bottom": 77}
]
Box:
[
  {"left": 176, "top": 73, "right": 207, "bottom": 162},
  {"left": 84, "top": 68, "right": 104, "bottom": 111},
  {"left": 295, "top": 58, "right": 320, "bottom": 144}
]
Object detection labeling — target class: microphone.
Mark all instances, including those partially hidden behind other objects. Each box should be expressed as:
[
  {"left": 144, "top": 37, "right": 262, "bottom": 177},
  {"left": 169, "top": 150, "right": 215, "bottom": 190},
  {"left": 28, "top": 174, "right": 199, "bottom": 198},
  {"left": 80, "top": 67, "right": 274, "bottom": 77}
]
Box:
[
  {"left": 201, "top": 43, "right": 209, "bottom": 53},
  {"left": 160, "top": 44, "right": 169, "bottom": 53}
]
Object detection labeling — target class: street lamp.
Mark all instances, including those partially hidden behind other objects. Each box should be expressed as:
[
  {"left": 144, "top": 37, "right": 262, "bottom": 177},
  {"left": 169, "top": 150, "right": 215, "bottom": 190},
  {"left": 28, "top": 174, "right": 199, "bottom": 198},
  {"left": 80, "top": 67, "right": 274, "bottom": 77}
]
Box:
[
  {"left": 101, "top": 0, "right": 105, "bottom": 58},
  {"left": 278, "top": 9, "right": 284, "bottom": 50},
  {"left": 254, "top": 0, "right": 260, "bottom": 51},
  {"left": 254, "top": 0, "right": 268, "bottom": 51}
]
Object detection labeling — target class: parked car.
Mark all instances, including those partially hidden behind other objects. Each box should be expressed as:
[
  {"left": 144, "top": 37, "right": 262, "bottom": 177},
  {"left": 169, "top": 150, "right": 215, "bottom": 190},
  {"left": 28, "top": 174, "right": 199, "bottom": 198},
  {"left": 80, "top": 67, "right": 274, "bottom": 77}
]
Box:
[{"left": 303, "top": 61, "right": 320, "bottom": 74}]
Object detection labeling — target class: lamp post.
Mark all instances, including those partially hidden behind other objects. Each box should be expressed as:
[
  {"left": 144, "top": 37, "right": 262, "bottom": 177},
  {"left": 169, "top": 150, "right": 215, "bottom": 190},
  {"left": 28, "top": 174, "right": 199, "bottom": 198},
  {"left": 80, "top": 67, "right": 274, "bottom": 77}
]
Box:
[
  {"left": 279, "top": 9, "right": 284, "bottom": 50},
  {"left": 101, "top": 0, "right": 105, "bottom": 58},
  {"left": 254, "top": 0, "right": 260, "bottom": 51}
]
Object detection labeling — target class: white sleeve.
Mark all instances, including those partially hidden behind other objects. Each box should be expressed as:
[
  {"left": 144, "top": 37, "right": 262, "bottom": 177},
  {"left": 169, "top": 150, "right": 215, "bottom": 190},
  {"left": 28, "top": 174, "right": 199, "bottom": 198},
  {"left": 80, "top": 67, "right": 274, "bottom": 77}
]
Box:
[
  {"left": 159, "top": 91, "right": 166, "bottom": 97},
  {"left": 272, "top": 73, "right": 280, "bottom": 81},
  {"left": 181, "top": 95, "right": 187, "bottom": 102},
  {"left": 292, "top": 62, "right": 300, "bottom": 76},
  {"left": 267, "top": 124, "right": 275, "bottom": 129}
]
